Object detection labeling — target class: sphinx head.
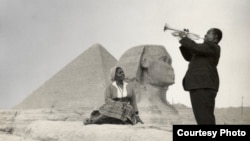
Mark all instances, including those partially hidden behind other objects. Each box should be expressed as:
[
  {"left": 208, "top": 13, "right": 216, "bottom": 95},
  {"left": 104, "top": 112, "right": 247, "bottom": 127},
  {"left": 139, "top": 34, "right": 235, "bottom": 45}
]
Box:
[
  {"left": 140, "top": 45, "right": 174, "bottom": 87},
  {"left": 118, "top": 45, "right": 175, "bottom": 89}
]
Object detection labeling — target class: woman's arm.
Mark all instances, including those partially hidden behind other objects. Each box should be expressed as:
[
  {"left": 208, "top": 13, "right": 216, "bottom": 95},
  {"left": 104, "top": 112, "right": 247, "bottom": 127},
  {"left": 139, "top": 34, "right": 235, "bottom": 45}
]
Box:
[
  {"left": 104, "top": 84, "right": 114, "bottom": 103},
  {"left": 130, "top": 88, "right": 138, "bottom": 112}
]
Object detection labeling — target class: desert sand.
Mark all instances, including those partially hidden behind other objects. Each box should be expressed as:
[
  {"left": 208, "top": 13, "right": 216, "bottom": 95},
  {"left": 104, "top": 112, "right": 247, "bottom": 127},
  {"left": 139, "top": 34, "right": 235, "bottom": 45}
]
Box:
[{"left": 0, "top": 106, "right": 250, "bottom": 141}]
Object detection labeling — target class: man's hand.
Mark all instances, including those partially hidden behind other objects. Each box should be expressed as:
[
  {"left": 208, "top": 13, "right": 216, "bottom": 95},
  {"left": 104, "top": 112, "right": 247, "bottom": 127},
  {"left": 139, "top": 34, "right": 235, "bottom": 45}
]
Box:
[{"left": 179, "top": 31, "right": 188, "bottom": 38}]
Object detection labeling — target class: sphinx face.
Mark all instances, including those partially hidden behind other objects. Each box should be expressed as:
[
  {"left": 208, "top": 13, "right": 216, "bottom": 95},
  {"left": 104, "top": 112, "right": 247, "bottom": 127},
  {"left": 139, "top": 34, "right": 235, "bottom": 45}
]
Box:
[{"left": 142, "top": 46, "right": 175, "bottom": 87}]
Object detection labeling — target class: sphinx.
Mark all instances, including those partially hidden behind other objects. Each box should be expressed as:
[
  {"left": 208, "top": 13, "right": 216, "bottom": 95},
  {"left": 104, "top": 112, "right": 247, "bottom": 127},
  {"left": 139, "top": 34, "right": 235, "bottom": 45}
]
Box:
[{"left": 118, "top": 45, "right": 179, "bottom": 124}]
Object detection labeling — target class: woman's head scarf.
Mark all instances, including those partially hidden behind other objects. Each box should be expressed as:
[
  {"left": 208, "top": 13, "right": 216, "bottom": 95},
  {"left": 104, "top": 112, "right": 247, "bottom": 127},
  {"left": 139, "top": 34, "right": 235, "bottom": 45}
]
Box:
[{"left": 109, "top": 66, "right": 122, "bottom": 82}]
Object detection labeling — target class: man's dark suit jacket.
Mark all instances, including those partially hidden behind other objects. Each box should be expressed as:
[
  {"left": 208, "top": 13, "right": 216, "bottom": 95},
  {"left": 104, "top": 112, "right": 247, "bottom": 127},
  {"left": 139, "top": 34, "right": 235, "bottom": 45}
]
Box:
[{"left": 179, "top": 37, "right": 221, "bottom": 91}]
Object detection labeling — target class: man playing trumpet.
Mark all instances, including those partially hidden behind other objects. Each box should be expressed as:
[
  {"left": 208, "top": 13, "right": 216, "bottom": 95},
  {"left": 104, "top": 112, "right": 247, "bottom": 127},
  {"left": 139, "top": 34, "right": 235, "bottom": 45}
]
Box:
[{"left": 176, "top": 27, "right": 222, "bottom": 125}]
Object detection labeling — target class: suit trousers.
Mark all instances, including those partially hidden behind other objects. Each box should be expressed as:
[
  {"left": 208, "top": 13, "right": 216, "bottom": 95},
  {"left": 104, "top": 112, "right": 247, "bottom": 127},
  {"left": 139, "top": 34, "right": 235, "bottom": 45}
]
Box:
[{"left": 189, "top": 88, "right": 217, "bottom": 125}]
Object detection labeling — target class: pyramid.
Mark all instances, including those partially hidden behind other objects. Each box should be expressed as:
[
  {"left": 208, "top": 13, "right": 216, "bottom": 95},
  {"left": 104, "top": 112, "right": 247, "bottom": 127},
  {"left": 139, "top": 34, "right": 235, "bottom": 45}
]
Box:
[{"left": 15, "top": 44, "right": 117, "bottom": 109}]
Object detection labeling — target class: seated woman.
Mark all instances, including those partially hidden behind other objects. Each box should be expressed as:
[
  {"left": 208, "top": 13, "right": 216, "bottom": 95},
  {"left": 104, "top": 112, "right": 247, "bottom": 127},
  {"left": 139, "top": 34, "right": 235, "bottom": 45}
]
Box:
[{"left": 84, "top": 66, "right": 143, "bottom": 125}]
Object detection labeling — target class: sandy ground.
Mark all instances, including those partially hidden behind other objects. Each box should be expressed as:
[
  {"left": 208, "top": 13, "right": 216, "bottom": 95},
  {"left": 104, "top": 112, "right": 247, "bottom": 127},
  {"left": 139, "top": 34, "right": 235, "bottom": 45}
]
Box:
[
  {"left": 0, "top": 107, "right": 249, "bottom": 141},
  {"left": 0, "top": 121, "right": 172, "bottom": 141}
]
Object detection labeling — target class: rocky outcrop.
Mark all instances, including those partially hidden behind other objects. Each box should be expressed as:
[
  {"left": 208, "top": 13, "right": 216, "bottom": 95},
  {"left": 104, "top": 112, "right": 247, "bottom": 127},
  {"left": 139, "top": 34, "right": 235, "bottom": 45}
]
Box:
[
  {"left": 0, "top": 109, "right": 173, "bottom": 141},
  {"left": 0, "top": 108, "right": 91, "bottom": 135},
  {"left": 0, "top": 120, "right": 172, "bottom": 141},
  {"left": 1, "top": 107, "right": 250, "bottom": 141},
  {"left": 24, "top": 121, "right": 172, "bottom": 141}
]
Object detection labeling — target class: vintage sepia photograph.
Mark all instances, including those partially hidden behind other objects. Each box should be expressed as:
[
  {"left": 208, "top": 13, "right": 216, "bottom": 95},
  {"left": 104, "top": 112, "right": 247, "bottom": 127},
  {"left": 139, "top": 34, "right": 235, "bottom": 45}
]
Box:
[{"left": 0, "top": 0, "right": 249, "bottom": 140}]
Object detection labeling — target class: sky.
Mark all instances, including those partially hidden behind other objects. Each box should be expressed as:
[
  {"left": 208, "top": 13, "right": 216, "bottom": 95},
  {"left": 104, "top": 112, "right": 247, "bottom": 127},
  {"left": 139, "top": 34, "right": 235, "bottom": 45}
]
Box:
[{"left": 0, "top": 0, "right": 250, "bottom": 109}]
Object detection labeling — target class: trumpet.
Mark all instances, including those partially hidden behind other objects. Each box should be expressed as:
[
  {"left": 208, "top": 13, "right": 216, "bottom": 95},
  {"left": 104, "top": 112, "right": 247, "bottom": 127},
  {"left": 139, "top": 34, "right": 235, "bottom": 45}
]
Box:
[{"left": 163, "top": 23, "right": 203, "bottom": 40}]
